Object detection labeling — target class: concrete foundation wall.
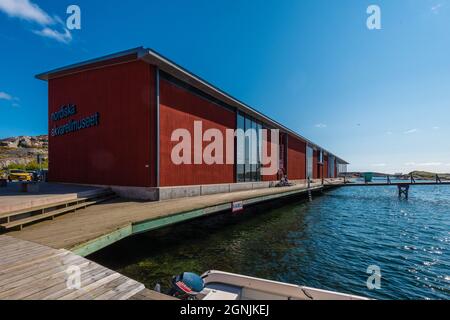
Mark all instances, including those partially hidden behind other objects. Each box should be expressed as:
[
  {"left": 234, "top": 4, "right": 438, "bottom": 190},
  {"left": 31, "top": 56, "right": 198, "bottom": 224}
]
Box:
[{"left": 108, "top": 180, "right": 318, "bottom": 201}]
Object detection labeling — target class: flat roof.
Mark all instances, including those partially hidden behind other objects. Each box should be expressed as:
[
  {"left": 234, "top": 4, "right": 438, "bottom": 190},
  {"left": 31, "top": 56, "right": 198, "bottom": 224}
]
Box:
[{"left": 36, "top": 46, "right": 349, "bottom": 164}]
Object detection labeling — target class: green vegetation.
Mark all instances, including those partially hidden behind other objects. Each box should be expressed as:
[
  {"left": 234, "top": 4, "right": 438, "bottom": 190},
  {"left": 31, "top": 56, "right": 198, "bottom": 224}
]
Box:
[
  {"left": 6, "top": 160, "right": 49, "bottom": 171},
  {"left": 0, "top": 160, "right": 48, "bottom": 179}
]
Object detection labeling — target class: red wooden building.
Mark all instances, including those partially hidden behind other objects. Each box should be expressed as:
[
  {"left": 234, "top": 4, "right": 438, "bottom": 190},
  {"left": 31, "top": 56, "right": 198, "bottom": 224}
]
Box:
[{"left": 37, "top": 47, "right": 348, "bottom": 200}]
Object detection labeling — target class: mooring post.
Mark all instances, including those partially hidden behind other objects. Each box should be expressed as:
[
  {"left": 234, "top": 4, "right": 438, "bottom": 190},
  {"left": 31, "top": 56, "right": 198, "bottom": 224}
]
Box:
[{"left": 398, "top": 184, "right": 409, "bottom": 199}]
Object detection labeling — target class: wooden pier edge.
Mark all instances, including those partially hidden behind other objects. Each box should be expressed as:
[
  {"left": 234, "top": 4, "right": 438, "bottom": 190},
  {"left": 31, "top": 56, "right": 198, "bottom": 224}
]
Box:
[{"left": 70, "top": 185, "right": 325, "bottom": 257}]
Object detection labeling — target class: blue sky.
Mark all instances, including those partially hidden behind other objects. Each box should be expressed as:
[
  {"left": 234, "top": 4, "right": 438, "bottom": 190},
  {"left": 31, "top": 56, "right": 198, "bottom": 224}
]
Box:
[{"left": 0, "top": 0, "right": 449, "bottom": 173}]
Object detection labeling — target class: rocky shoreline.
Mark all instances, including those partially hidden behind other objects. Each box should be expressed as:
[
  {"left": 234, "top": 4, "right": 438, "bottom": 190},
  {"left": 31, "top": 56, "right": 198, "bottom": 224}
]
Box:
[{"left": 0, "top": 135, "right": 48, "bottom": 169}]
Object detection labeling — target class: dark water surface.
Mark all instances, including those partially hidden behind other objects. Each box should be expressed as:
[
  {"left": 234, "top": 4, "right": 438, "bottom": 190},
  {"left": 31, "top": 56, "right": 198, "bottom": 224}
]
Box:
[{"left": 90, "top": 184, "right": 450, "bottom": 300}]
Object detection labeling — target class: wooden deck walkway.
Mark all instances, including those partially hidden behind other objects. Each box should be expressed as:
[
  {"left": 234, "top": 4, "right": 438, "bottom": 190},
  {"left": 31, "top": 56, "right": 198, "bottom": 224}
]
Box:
[
  {"left": 0, "top": 235, "right": 173, "bottom": 300},
  {"left": 6, "top": 180, "right": 340, "bottom": 256}
]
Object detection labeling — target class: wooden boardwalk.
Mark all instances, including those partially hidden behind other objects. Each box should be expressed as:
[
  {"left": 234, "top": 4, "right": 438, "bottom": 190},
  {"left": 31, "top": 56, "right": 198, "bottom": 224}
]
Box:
[
  {"left": 0, "top": 235, "right": 173, "bottom": 300},
  {"left": 6, "top": 180, "right": 340, "bottom": 256}
]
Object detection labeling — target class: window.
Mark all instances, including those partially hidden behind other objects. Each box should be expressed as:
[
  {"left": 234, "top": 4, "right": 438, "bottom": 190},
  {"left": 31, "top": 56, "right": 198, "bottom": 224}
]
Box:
[
  {"left": 237, "top": 112, "right": 263, "bottom": 182},
  {"left": 328, "top": 155, "right": 335, "bottom": 178},
  {"left": 306, "top": 146, "right": 314, "bottom": 179},
  {"left": 236, "top": 114, "right": 245, "bottom": 182}
]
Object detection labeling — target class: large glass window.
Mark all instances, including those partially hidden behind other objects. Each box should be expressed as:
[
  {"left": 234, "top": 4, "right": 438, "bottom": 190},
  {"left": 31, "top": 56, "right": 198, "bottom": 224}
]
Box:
[
  {"left": 337, "top": 162, "right": 347, "bottom": 176},
  {"left": 245, "top": 117, "right": 252, "bottom": 181},
  {"left": 236, "top": 114, "right": 245, "bottom": 182},
  {"left": 237, "top": 112, "right": 262, "bottom": 182},
  {"left": 257, "top": 123, "right": 262, "bottom": 179},
  {"left": 328, "top": 155, "right": 335, "bottom": 178},
  {"left": 306, "top": 146, "right": 313, "bottom": 179}
]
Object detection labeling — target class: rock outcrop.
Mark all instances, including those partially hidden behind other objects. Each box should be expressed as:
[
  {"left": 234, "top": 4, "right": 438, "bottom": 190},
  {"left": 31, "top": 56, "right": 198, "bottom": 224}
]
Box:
[{"left": 0, "top": 135, "right": 48, "bottom": 169}]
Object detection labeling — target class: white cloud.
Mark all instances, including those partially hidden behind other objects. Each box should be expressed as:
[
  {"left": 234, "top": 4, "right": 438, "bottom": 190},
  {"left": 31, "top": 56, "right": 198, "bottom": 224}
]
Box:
[
  {"left": 315, "top": 123, "right": 327, "bottom": 128},
  {"left": 405, "top": 162, "right": 442, "bottom": 167},
  {"left": 0, "top": 91, "right": 20, "bottom": 107},
  {"left": 421, "top": 162, "right": 442, "bottom": 166},
  {"left": 0, "top": 0, "right": 52, "bottom": 24},
  {"left": 0, "top": 0, "right": 72, "bottom": 44},
  {"left": 386, "top": 131, "right": 393, "bottom": 135},
  {"left": 371, "top": 163, "right": 387, "bottom": 167},
  {"left": 404, "top": 129, "right": 418, "bottom": 134},
  {"left": 431, "top": 3, "right": 444, "bottom": 14},
  {"left": 33, "top": 27, "right": 72, "bottom": 44},
  {"left": 0, "top": 91, "right": 13, "bottom": 100},
  {"left": 433, "top": 126, "right": 440, "bottom": 130}
]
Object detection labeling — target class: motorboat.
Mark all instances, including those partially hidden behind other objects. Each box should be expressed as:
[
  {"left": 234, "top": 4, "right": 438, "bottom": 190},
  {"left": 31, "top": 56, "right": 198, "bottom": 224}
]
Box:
[{"left": 168, "top": 270, "right": 370, "bottom": 300}]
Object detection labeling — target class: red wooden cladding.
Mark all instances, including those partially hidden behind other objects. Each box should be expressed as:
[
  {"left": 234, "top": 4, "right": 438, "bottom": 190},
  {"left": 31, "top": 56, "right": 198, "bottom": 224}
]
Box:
[
  {"left": 323, "top": 155, "right": 329, "bottom": 178},
  {"left": 335, "top": 158, "right": 338, "bottom": 178},
  {"left": 48, "top": 61, "right": 156, "bottom": 187},
  {"left": 262, "top": 129, "right": 278, "bottom": 182},
  {"left": 313, "top": 150, "right": 319, "bottom": 179},
  {"left": 287, "top": 135, "right": 306, "bottom": 180},
  {"left": 44, "top": 52, "right": 342, "bottom": 188},
  {"left": 159, "top": 78, "right": 236, "bottom": 187}
]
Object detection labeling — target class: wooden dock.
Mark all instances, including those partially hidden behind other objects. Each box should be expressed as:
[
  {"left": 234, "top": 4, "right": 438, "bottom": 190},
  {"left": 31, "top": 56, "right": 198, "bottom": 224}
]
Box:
[
  {"left": 0, "top": 235, "right": 173, "bottom": 300},
  {"left": 5, "top": 180, "right": 340, "bottom": 257},
  {"left": 341, "top": 181, "right": 450, "bottom": 187},
  {"left": 341, "top": 181, "right": 450, "bottom": 198}
]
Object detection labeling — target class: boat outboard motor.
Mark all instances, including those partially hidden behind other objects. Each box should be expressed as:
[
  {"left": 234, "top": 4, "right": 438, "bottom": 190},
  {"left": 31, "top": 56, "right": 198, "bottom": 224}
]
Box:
[{"left": 169, "top": 272, "right": 205, "bottom": 300}]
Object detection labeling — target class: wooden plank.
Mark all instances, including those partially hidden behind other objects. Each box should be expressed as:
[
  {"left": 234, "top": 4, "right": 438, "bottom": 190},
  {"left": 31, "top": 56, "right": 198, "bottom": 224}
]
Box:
[
  {"left": 0, "top": 198, "right": 87, "bottom": 219},
  {"left": 0, "top": 246, "right": 58, "bottom": 268},
  {"left": 96, "top": 280, "right": 145, "bottom": 300},
  {"left": 0, "top": 256, "right": 88, "bottom": 298},
  {"left": 0, "top": 236, "right": 150, "bottom": 300},
  {"left": 3, "top": 261, "right": 97, "bottom": 300},
  {"left": 0, "top": 235, "right": 18, "bottom": 246},
  {"left": 0, "top": 253, "right": 83, "bottom": 287},
  {"left": 0, "top": 237, "right": 54, "bottom": 259},
  {"left": 58, "top": 273, "right": 122, "bottom": 300},
  {"left": 1, "top": 195, "right": 117, "bottom": 230},
  {"left": 23, "top": 261, "right": 102, "bottom": 300},
  {"left": 42, "top": 265, "right": 114, "bottom": 300},
  {"left": 128, "top": 288, "right": 178, "bottom": 300},
  {"left": 0, "top": 190, "right": 114, "bottom": 219},
  {"left": 75, "top": 276, "right": 129, "bottom": 300},
  {"left": 24, "top": 262, "right": 102, "bottom": 300},
  {"left": 0, "top": 250, "right": 68, "bottom": 274}
]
